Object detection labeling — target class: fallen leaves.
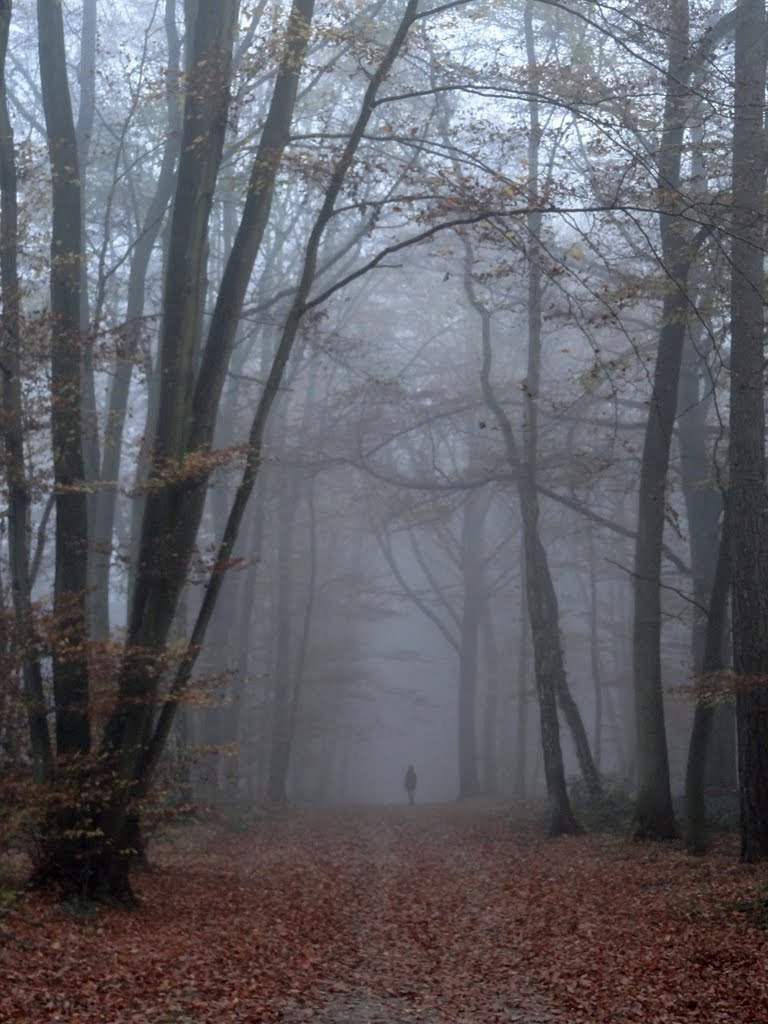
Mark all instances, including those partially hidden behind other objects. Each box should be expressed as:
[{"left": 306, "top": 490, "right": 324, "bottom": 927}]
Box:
[{"left": 1, "top": 805, "right": 767, "bottom": 1023}]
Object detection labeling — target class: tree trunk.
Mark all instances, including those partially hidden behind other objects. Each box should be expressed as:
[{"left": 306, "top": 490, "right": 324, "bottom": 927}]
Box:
[
  {"left": 729, "top": 0, "right": 768, "bottom": 862},
  {"left": 685, "top": 517, "right": 730, "bottom": 852},
  {"left": 266, "top": 444, "right": 300, "bottom": 806},
  {"left": 0, "top": 0, "right": 52, "bottom": 782},
  {"left": 37, "top": 0, "right": 91, "bottom": 762},
  {"left": 678, "top": 328, "right": 729, "bottom": 852},
  {"left": 587, "top": 525, "right": 603, "bottom": 773},
  {"left": 631, "top": 0, "right": 692, "bottom": 841},
  {"left": 76, "top": 0, "right": 102, "bottom": 641},
  {"left": 457, "top": 492, "right": 485, "bottom": 799},
  {"left": 514, "top": 554, "right": 530, "bottom": 800},
  {"left": 482, "top": 606, "right": 500, "bottom": 795}
]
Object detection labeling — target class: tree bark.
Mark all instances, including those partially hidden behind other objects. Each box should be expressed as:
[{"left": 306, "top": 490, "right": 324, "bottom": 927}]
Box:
[
  {"left": 684, "top": 516, "right": 730, "bottom": 853},
  {"left": 0, "top": 0, "right": 52, "bottom": 782},
  {"left": 514, "top": 551, "right": 530, "bottom": 800},
  {"left": 37, "top": 0, "right": 91, "bottom": 760},
  {"left": 482, "top": 606, "right": 500, "bottom": 794},
  {"left": 587, "top": 525, "right": 603, "bottom": 773},
  {"left": 631, "top": 0, "right": 691, "bottom": 841},
  {"left": 457, "top": 491, "right": 485, "bottom": 798},
  {"left": 266, "top": 437, "right": 300, "bottom": 806},
  {"left": 76, "top": 0, "right": 101, "bottom": 642},
  {"left": 678, "top": 326, "right": 729, "bottom": 852},
  {"left": 729, "top": 0, "right": 768, "bottom": 862}
]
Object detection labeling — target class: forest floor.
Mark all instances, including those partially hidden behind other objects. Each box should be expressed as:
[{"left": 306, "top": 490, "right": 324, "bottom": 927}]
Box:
[{"left": 1, "top": 801, "right": 768, "bottom": 1023}]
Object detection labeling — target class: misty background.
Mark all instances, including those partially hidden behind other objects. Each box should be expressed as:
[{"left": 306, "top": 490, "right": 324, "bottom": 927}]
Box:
[{"left": 0, "top": 0, "right": 739, "bottom": 842}]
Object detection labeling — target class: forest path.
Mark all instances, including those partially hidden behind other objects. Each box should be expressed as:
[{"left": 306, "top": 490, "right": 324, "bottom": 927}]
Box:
[
  {"left": 275, "top": 802, "right": 559, "bottom": 1024},
  {"left": 2, "top": 801, "right": 768, "bottom": 1023},
  {"left": 274, "top": 802, "right": 557, "bottom": 1019}
]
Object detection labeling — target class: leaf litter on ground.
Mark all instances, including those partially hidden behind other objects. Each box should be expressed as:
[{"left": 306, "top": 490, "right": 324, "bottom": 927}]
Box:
[{"left": 1, "top": 802, "right": 767, "bottom": 1023}]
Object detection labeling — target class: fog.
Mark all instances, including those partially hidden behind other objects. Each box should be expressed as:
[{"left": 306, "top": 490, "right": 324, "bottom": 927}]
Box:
[{"left": 0, "top": 0, "right": 743, "bottom": 868}]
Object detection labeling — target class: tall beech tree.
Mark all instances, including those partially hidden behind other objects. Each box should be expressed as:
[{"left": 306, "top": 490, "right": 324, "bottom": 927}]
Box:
[
  {"left": 0, "top": 0, "right": 52, "bottom": 784},
  {"left": 36, "top": 0, "right": 91, "bottom": 767},
  {"left": 728, "top": 0, "right": 768, "bottom": 862},
  {"left": 631, "top": 0, "right": 693, "bottom": 841}
]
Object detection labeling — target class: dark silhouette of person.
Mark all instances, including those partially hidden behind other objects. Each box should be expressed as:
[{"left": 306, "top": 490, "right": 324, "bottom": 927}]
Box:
[{"left": 404, "top": 764, "right": 417, "bottom": 806}]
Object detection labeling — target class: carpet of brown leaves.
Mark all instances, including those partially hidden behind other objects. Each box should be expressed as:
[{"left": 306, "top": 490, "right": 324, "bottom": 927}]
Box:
[{"left": 1, "top": 803, "right": 767, "bottom": 1023}]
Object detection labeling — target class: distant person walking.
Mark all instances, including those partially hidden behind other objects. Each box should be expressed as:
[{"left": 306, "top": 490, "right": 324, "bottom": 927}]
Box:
[{"left": 404, "top": 764, "right": 417, "bottom": 806}]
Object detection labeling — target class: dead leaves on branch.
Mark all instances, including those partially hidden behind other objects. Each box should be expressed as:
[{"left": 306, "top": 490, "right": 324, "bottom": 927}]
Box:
[
  {"left": 1, "top": 805, "right": 768, "bottom": 1023},
  {"left": 132, "top": 443, "right": 251, "bottom": 496}
]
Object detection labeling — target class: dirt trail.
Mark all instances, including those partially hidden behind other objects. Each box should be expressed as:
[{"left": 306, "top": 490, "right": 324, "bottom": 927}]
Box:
[
  {"left": 284, "top": 992, "right": 557, "bottom": 1023},
  {"left": 275, "top": 804, "right": 565, "bottom": 1023}
]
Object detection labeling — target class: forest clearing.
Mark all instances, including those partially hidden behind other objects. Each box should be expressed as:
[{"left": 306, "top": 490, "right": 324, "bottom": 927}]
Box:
[{"left": 1, "top": 803, "right": 767, "bottom": 1024}]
